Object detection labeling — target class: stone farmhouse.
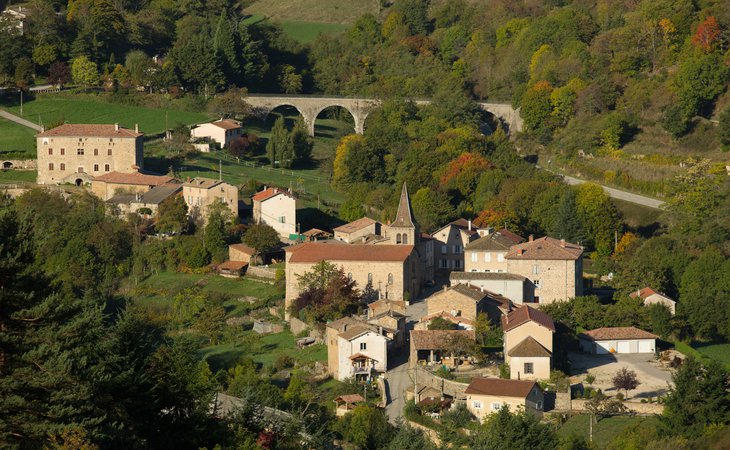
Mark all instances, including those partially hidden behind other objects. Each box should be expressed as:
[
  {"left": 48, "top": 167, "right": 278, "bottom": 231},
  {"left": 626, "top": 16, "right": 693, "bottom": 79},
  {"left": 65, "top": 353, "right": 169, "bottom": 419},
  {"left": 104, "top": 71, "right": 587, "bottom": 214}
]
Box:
[
  {"left": 409, "top": 329, "right": 475, "bottom": 368},
  {"left": 106, "top": 183, "right": 182, "bottom": 217},
  {"left": 465, "top": 378, "right": 544, "bottom": 421},
  {"left": 630, "top": 287, "right": 676, "bottom": 315},
  {"left": 217, "top": 243, "right": 256, "bottom": 277},
  {"left": 36, "top": 124, "right": 143, "bottom": 185},
  {"left": 333, "top": 217, "right": 382, "bottom": 243},
  {"left": 464, "top": 233, "right": 584, "bottom": 304},
  {"left": 190, "top": 119, "right": 243, "bottom": 148},
  {"left": 252, "top": 186, "right": 297, "bottom": 239},
  {"left": 91, "top": 171, "right": 175, "bottom": 200},
  {"left": 430, "top": 219, "right": 480, "bottom": 273},
  {"left": 417, "top": 283, "right": 511, "bottom": 330},
  {"left": 502, "top": 306, "right": 555, "bottom": 381},
  {"left": 183, "top": 177, "right": 238, "bottom": 223}
]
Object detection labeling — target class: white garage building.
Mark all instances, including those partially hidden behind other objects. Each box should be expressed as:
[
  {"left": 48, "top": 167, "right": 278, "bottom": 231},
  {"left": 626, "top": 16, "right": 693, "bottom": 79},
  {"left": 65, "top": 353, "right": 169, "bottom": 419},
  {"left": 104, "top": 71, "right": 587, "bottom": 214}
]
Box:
[{"left": 579, "top": 327, "right": 658, "bottom": 355}]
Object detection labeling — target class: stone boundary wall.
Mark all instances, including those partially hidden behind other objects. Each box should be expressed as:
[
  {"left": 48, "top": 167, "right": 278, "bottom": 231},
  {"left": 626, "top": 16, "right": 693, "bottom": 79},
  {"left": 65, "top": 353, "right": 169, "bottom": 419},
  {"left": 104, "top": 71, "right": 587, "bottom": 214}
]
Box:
[
  {"left": 407, "top": 421, "right": 441, "bottom": 446},
  {"left": 570, "top": 399, "right": 664, "bottom": 415},
  {"left": 247, "top": 265, "right": 277, "bottom": 279},
  {"left": 414, "top": 367, "right": 470, "bottom": 401},
  {"left": 1, "top": 159, "right": 37, "bottom": 170}
]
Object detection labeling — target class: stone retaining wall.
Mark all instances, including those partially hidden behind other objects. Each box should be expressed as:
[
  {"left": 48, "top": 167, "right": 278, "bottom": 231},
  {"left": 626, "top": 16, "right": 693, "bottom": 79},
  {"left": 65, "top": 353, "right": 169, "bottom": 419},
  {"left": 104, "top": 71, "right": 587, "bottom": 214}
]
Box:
[
  {"left": 570, "top": 399, "right": 664, "bottom": 415},
  {"left": 414, "top": 367, "right": 470, "bottom": 401},
  {"left": 289, "top": 317, "right": 308, "bottom": 335},
  {"left": 247, "top": 265, "right": 277, "bottom": 279},
  {"left": 1, "top": 159, "right": 37, "bottom": 170}
]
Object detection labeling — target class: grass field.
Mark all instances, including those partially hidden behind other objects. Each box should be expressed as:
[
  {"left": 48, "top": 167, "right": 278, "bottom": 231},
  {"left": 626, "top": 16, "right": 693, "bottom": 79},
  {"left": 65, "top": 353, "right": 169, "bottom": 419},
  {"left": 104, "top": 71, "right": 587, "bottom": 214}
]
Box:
[
  {"left": 557, "top": 415, "right": 662, "bottom": 448},
  {"left": 199, "top": 330, "right": 327, "bottom": 371},
  {"left": 0, "top": 117, "right": 36, "bottom": 157},
  {"left": 691, "top": 342, "right": 730, "bottom": 367},
  {"left": 244, "top": 0, "right": 377, "bottom": 24},
  {"left": 132, "top": 271, "right": 282, "bottom": 313},
  {"left": 0, "top": 169, "right": 36, "bottom": 183},
  {"left": 279, "top": 21, "right": 348, "bottom": 43},
  {"left": 1, "top": 95, "right": 210, "bottom": 136}
]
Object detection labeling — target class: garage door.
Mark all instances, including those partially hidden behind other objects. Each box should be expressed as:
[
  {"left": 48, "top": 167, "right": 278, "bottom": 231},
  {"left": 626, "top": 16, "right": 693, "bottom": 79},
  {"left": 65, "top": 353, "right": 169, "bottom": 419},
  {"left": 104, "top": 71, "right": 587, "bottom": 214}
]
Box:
[
  {"left": 638, "top": 340, "right": 653, "bottom": 353},
  {"left": 595, "top": 342, "right": 611, "bottom": 354},
  {"left": 617, "top": 341, "right": 631, "bottom": 353}
]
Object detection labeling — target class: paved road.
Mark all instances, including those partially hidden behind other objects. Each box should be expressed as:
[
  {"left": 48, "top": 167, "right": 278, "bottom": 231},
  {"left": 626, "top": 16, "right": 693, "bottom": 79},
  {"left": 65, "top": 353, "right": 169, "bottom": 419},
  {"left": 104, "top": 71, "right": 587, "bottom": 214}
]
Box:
[
  {"left": 0, "top": 109, "right": 41, "bottom": 131},
  {"left": 384, "top": 297, "right": 429, "bottom": 422}
]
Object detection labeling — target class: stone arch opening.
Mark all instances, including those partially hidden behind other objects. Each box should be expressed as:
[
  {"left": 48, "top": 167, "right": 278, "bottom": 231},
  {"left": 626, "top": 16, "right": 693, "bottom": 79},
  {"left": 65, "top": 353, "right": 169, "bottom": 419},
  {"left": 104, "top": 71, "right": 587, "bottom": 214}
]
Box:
[
  {"left": 75, "top": 178, "right": 83, "bottom": 186},
  {"left": 2, "top": 161, "right": 13, "bottom": 170},
  {"left": 264, "top": 104, "right": 305, "bottom": 129},
  {"left": 476, "top": 109, "right": 499, "bottom": 135},
  {"left": 312, "top": 105, "right": 356, "bottom": 138}
]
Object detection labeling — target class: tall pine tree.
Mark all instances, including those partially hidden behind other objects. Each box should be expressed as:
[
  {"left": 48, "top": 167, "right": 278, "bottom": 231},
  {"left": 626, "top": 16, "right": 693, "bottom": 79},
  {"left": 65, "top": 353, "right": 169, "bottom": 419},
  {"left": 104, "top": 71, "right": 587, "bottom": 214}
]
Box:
[{"left": 267, "top": 116, "right": 289, "bottom": 168}]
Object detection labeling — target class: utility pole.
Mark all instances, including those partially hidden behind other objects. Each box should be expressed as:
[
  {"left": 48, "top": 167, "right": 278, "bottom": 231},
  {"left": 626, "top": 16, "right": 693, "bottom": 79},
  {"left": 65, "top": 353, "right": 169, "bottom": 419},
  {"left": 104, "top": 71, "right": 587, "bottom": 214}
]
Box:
[{"left": 20, "top": 90, "right": 23, "bottom": 116}]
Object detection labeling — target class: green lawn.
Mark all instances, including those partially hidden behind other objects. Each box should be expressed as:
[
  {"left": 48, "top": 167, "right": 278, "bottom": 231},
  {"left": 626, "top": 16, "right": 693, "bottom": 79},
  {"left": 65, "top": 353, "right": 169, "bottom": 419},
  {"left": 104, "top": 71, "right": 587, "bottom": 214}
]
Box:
[
  {"left": 0, "top": 169, "right": 36, "bottom": 183},
  {"left": 243, "top": 0, "right": 376, "bottom": 24},
  {"left": 279, "top": 21, "right": 348, "bottom": 44},
  {"left": 691, "top": 342, "right": 730, "bottom": 367},
  {"left": 0, "top": 117, "right": 36, "bottom": 157},
  {"left": 199, "top": 330, "right": 326, "bottom": 371},
  {"left": 133, "top": 271, "right": 282, "bottom": 314},
  {"left": 2, "top": 95, "right": 210, "bottom": 136},
  {"left": 557, "top": 415, "right": 662, "bottom": 448}
]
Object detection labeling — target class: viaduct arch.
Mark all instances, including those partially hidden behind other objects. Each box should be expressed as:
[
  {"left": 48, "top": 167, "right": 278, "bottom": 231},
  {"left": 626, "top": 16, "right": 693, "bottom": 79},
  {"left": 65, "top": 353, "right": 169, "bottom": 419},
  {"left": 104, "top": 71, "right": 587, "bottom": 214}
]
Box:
[{"left": 244, "top": 95, "right": 523, "bottom": 137}]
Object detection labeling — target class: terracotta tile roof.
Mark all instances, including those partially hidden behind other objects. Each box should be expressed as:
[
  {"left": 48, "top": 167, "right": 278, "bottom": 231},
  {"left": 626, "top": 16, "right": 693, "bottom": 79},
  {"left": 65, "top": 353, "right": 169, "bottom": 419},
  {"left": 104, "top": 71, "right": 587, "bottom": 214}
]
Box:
[
  {"left": 229, "top": 243, "right": 255, "bottom": 255},
  {"left": 506, "top": 236, "right": 582, "bottom": 260},
  {"left": 210, "top": 119, "right": 241, "bottom": 130},
  {"left": 326, "top": 316, "right": 363, "bottom": 332},
  {"left": 135, "top": 184, "right": 182, "bottom": 205},
  {"left": 252, "top": 186, "right": 295, "bottom": 202},
  {"left": 502, "top": 305, "right": 555, "bottom": 333},
  {"left": 629, "top": 287, "right": 672, "bottom": 300},
  {"left": 450, "top": 283, "right": 490, "bottom": 302},
  {"left": 287, "top": 243, "right": 414, "bottom": 263},
  {"left": 432, "top": 218, "right": 478, "bottom": 236},
  {"left": 37, "top": 123, "right": 142, "bottom": 138},
  {"left": 217, "top": 260, "right": 248, "bottom": 271},
  {"left": 465, "top": 230, "right": 524, "bottom": 251},
  {"left": 496, "top": 228, "right": 526, "bottom": 244},
  {"left": 465, "top": 378, "right": 539, "bottom": 398},
  {"left": 410, "top": 330, "right": 475, "bottom": 350},
  {"left": 334, "top": 217, "right": 377, "bottom": 233},
  {"left": 302, "top": 228, "right": 331, "bottom": 238},
  {"left": 580, "top": 327, "right": 659, "bottom": 341},
  {"left": 368, "top": 299, "right": 406, "bottom": 315},
  {"left": 450, "top": 272, "right": 526, "bottom": 282},
  {"left": 335, "top": 394, "right": 365, "bottom": 404},
  {"left": 348, "top": 352, "right": 378, "bottom": 361},
  {"left": 508, "top": 336, "right": 552, "bottom": 358},
  {"left": 340, "top": 324, "right": 391, "bottom": 341},
  {"left": 93, "top": 171, "right": 174, "bottom": 186}
]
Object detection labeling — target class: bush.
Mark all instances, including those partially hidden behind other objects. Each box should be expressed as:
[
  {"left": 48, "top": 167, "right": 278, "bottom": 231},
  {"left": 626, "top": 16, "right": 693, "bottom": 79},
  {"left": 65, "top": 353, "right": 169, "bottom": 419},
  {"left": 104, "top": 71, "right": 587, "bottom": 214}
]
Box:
[
  {"left": 273, "top": 354, "right": 295, "bottom": 372},
  {"left": 616, "top": 392, "right": 625, "bottom": 401},
  {"left": 435, "top": 366, "right": 454, "bottom": 380},
  {"left": 499, "top": 363, "right": 510, "bottom": 379},
  {"left": 585, "top": 374, "right": 596, "bottom": 385}
]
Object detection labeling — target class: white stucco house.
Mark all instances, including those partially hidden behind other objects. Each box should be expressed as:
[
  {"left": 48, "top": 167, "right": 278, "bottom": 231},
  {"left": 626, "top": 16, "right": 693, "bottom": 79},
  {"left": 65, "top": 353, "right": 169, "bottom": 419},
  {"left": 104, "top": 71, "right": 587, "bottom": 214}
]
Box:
[
  {"left": 190, "top": 119, "right": 243, "bottom": 148},
  {"left": 579, "top": 327, "right": 658, "bottom": 354},
  {"left": 326, "top": 317, "right": 390, "bottom": 381},
  {"left": 252, "top": 186, "right": 297, "bottom": 239},
  {"left": 630, "top": 287, "right": 677, "bottom": 315}
]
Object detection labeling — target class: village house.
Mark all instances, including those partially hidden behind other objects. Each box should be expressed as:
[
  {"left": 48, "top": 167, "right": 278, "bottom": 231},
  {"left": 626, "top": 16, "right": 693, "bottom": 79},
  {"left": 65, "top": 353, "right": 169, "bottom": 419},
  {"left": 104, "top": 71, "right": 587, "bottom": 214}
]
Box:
[
  {"left": 431, "top": 219, "right": 480, "bottom": 273},
  {"left": 284, "top": 242, "right": 421, "bottom": 319},
  {"left": 1, "top": 3, "right": 30, "bottom": 34},
  {"left": 300, "top": 228, "right": 332, "bottom": 242},
  {"left": 190, "top": 119, "right": 243, "bottom": 148},
  {"left": 502, "top": 306, "right": 555, "bottom": 380},
  {"left": 326, "top": 317, "right": 391, "bottom": 381},
  {"left": 409, "top": 329, "right": 476, "bottom": 367},
  {"left": 252, "top": 187, "right": 297, "bottom": 239},
  {"left": 579, "top": 327, "right": 658, "bottom": 355},
  {"left": 91, "top": 170, "right": 175, "bottom": 200},
  {"left": 106, "top": 183, "right": 182, "bottom": 217},
  {"left": 465, "top": 378, "right": 544, "bottom": 421},
  {"left": 367, "top": 298, "right": 407, "bottom": 317},
  {"left": 420, "top": 283, "right": 511, "bottom": 330},
  {"left": 450, "top": 271, "right": 528, "bottom": 304},
  {"left": 333, "top": 217, "right": 383, "bottom": 243},
  {"left": 464, "top": 228, "right": 526, "bottom": 273},
  {"left": 36, "top": 123, "right": 143, "bottom": 185},
  {"left": 630, "top": 287, "right": 677, "bottom": 315},
  {"left": 183, "top": 177, "right": 238, "bottom": 223},
  {"left": 217, "top": 243, "right": 256, "bottom": 277},
  {"left": 333, "top": 394, "right": 366, "bottom": 417}
]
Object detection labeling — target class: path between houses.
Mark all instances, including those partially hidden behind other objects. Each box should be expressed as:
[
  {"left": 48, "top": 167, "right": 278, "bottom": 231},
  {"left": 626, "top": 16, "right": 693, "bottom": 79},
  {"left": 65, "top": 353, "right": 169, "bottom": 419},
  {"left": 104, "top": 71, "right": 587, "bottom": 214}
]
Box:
[{"left": 0, "top": 109, "right": 42, "bottom": 131}]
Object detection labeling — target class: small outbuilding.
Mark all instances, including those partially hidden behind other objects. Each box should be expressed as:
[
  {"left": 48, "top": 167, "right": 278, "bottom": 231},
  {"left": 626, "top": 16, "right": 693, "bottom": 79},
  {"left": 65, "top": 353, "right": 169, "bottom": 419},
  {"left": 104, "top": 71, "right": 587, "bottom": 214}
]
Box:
[
  {"left": 579, "top": 327, "right": 658, "bottom": 355},
  {"left": 334, "top": 394, "right": 365, "bottom": 417}
]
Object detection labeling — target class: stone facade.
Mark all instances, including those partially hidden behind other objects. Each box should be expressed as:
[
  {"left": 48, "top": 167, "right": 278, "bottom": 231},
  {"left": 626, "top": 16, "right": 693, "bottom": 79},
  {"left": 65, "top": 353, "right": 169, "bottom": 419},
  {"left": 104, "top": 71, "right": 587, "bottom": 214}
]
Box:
[
  {"left": 426, "top": 284, "right": 489, "bottom": 321},
  {"left": 183, "top": 177, "right": 238, "bottom": 223},
  {"left": 431, "top": 219, "right": 479, "bottom": 273},
  {"left": 326, "top": 318, "right": 390, "bottom": 381},
  {"left": 333, "top": 217, "right": 381, "bottom": 243},
  {"left": 506, "top": 257, "right": 582, "bottom": 305},
  {"left": 36, "top": 124, "right": 143, "bottom": 185}
]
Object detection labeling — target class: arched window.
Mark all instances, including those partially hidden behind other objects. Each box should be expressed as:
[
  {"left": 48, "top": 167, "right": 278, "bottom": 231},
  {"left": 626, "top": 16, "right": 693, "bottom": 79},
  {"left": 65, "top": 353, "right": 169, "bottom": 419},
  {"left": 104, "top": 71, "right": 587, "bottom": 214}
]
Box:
[
  {"left": 368, "top": 273, "right": 372, "bottom": 283},
  {"left": 388, "top": 273, "right": 393, "bottom": 285},
  {"left": 403, "top": 234, "right": 408, "bottom": 245},
  {"left": 347, "top": 273, "right": 352, "bottom": 280},
  {"left": 396, "top": 233, "right": 402, "bottom": 244}
]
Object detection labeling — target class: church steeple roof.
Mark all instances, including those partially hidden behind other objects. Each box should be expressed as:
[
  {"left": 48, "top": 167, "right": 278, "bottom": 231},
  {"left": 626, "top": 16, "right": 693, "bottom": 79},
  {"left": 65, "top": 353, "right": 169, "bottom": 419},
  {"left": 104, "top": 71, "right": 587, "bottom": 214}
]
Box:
[{"left": 392, "top": 182, "right": 416, "bottom": 229}]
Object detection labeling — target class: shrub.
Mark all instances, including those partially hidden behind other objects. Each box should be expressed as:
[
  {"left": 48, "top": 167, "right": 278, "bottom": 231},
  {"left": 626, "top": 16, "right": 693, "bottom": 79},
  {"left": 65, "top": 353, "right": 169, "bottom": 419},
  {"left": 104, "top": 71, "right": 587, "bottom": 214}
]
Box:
[
  {"left": 435, "top": 366, "right": 454, "bottom": 380},
  {"left": 585, "top": 374, "right": 596, "bottom": 385},
  {"left": 616, "top": 392, "right": 625, "bottom": 401},
  {"left": 273, "top": 354, "right": 295, "bottom": 372}
]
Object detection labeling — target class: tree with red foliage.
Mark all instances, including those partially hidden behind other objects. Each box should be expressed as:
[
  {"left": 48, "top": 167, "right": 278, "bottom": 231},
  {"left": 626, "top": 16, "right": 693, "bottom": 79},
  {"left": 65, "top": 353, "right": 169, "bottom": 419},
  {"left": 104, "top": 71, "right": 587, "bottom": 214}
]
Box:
[
  {"left": 473, "top": 201, "right": 519, "bottom": 230},
  {"left": 692, "top": 16, "right": 720, "bottom": 52},
  {"left": 440, "top": 152, "right": 494, "bottom": 195},
  {"left": 228, "top": 133, "right": 260, "bottom": 158}
]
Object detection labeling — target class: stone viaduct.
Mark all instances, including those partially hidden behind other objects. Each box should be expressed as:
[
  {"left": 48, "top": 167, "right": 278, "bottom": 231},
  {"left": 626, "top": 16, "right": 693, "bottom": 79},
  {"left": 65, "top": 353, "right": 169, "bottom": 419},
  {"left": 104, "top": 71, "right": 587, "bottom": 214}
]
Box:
[{"left": 245, "top": 95, "right": 523, "bottom": 137}]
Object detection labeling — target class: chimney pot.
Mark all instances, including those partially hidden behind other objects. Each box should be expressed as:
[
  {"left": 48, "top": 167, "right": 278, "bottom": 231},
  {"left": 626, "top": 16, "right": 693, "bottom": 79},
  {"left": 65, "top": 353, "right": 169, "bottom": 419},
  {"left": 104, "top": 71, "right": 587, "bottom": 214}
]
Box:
[
  {"left": 560, "top": 238, "right": 566, "bottom": 248},
  {"left": 443, "top": 285, "right": 447, "bottom": 292},
  {"left": 529, "top": 234, "right": 534, "bottom": 242},
  {"left": 135, "top": 123, "right": 139, "bottom": 133},
  {"left": 468, "top": 219, "right": 472, "bottom": 231},
  {"left": 115, "top": 123, "right": 119, "bottom": 131}
]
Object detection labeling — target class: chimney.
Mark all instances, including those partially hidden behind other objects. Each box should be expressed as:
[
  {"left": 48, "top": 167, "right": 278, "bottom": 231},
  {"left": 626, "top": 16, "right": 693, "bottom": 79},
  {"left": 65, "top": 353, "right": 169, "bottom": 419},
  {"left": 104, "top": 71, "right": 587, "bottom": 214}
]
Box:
[
  {"left": 468, "top": 219, "right": 472, "bottom": 231},
  {"left": 135, "top": 123, "right": 139, "bottom": 133},
  {"left": 115, "top": 123, "right": 119, "bottom": 131},
  {"left": 518, "top": 248, "right": 524, "bottom": 255},
  {"left": 40, "top": 124, "right": 45, "bottom": 132},
  {"left": 443, "top": 285, "right": 447, "bottom": 292},
  {"left": 529, "top": 234, "right": 534, "bottom": 242},
  {"left": 560, "top": 238, "right": 566, "bottom": 248}
]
